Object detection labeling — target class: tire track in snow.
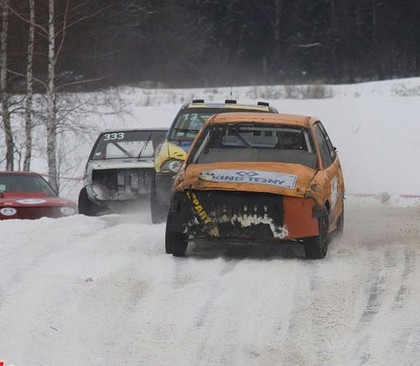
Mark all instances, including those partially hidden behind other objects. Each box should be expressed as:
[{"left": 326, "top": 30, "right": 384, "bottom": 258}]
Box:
[
  {"left": 400, "top": 323, "right": 420, "bottom": 365},
  {"left": 284, "top": 259, "right": 354, "bottom": 364},
  {"left": 307, "top": 262, "right": 337, "bottom": 363},
  {"left": 354, "top": 248, "right": 399, "bottom": 364},
  {"left": 389, "top": 249, "right": 420, "bottom": 363},
  {"left": 392, "top": 249, "right": 416, "bottom": 309},
  {"left": 282, "top": 261, "right": 323, "bottom": 364},
  {"left": 191, "top": 260, "right": 237, "bottom": 366},
  {"left": 163, "top": 255, "right": 238, "bottom": 365},
  {"left": 188, "top": 258, "right": 301, "bottom": 366}
]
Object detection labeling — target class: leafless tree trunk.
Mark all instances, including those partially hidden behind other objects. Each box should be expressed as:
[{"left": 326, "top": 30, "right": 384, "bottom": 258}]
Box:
[
  {"left": 272, "top": 0, "right": 283, "bottom": 64},
  {"left": 7, "top": 0, "right": 113, "bottom": 189},
  {"left": 1, "top": 0, "right": 13, "bottom": 171},
  {"left": 45, "top": 0, "right": 104, "bottom": 192},
  {"left": 46, "top": 0, "right": 59, "bottom": 191},
  {"left": 23, "top": 0, "right": 35, "bottom": 171}
]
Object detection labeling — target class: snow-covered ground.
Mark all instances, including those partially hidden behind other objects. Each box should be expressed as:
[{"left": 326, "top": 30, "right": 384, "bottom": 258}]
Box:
[{"left": 1, "top": 78, "right": 420, "bottom": 365}]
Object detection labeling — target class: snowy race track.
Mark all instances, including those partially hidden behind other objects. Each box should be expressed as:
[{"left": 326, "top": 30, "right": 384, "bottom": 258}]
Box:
[{"left": 1, "top": 200, "right": 420, "bottom": 366}]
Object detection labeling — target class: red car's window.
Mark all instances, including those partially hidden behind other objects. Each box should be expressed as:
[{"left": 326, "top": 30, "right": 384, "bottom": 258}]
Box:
[{"left": 0, "top": 174, "right": 57, "bottom": 196}]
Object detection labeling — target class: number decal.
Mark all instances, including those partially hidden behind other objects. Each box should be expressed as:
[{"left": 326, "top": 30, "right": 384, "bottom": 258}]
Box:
[
  {"left": 330, "top": 176, "right": 338, "bottom": 209},
  {"left": 103, "top": 132, "right": 124, "bottom": 141}
]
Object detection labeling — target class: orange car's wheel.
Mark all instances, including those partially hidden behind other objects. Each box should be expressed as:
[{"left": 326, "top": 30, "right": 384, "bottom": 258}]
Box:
[
  {"left": 304, "top": 208, "right": 329, "bottom": 259},
  {"left": 335, "top": 202, "right": 344, "bottom": 237},
  {"left": 166, "top": 230, "right": 188, "bottom": 257},
  {"left": 165, "top": 212, "right": 188, "bottom": 256}
]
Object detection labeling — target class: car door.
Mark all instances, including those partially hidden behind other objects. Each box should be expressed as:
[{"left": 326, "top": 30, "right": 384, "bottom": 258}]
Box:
[{"left": 312, "top": 121, "right": 344, "bottom": 227}]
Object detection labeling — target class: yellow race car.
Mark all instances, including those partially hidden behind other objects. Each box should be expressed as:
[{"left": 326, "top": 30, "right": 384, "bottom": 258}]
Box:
[
  {"left": 151, "top": 99, "right": 278, "bottom": 223},
  {"left": 165, "top": 112, "right": 345, "bottom": 259}
]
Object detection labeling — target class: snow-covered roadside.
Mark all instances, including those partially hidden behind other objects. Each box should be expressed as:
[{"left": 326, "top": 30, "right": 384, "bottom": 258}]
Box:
[{"left": 1, "top": 200, "right": 420, "bottom": 365}]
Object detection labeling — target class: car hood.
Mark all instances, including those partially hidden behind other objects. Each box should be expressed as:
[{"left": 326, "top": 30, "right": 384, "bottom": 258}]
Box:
[
  {"left": 88, "top": 158, "right": 154, "bottom": 170},
  {"left": 0, "top": 192, "right": 76, "bottom": 207},
  {"left": 175, "top": 162, "right": 318, "bottom": 198}
]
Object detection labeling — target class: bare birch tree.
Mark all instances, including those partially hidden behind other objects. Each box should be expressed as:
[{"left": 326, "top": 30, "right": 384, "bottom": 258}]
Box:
[
  {"left": 43, "top": 0, "right": 113, "bottom": 192},
  {"left": 7, "top": 1, "right": 117, "bottom": 191},
  {"left": 23, "top": 0, "right": 35, "bottom": 171},
  {"left": 45, "top": 0, "right": 59, "bottom": 191},
  {"left": 0, "top": 0, "right": 13, "bottom": 171}
]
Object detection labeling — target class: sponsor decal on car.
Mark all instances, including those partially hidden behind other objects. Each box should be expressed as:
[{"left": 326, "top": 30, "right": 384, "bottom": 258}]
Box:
[
  {"left": 0, "top": 208, "right": 17, "bottom": 216},
  {"left": 199, "top": 169, "right": 298, "bottom": 189},
  {"left": 186, "top": 191, "right": 211, "bottom": 224},
  {"left": 16, "top": 199, "right": 47, "bottom": 204},
  {"left": 60, "top": 207, "right": 76, "bottom": 216},
  {"left": 330, "top": 176, "right": 338, "bottom": 209}
]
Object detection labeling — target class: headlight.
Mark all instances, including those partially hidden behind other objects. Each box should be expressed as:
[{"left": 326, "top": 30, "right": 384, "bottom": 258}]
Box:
[
  {"left": 0, "top": 207, "right": 17, "bottom": 216},
  {"left": 161, "top": 159, "right": 183, "bottom": 173},
  {"left": 60, "top": 207, "right": 75, "bottom": 216}
]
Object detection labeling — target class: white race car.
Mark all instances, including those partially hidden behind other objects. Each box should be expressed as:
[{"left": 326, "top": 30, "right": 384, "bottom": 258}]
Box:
[{"left": 79, "top": 128, "right": 167, "bottom": 215}]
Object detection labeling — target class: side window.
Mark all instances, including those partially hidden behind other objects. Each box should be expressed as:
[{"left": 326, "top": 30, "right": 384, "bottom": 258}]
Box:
[
  {"left": 313, "top": 123, "right": 333, "bottom": 169},
  {"left": 317, "top": 122, "right": 336, "bottom": 161}
]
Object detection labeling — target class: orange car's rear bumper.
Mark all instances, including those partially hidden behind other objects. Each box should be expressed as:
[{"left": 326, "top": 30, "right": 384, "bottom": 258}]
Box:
[
  {"left": 168, "top": 190, "right": 320, "bottom": 242},
  {"left": 283, "top": 196, "right": 319, "bottom": 239}
]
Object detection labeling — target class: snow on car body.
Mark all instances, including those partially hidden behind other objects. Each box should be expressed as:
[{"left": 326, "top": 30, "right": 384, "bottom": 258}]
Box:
[
  {"left": 0, "top": 171, "right": 77, "bottom": 219},
  {"left": 165, "top": 112, "right": 345, "bottom": 259},
  {"left": 79, "top": 128, "right": 167, "bottom": 215}
]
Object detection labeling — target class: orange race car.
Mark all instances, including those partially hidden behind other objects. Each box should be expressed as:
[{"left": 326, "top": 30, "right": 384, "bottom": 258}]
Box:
[{"left": 165, "top": 112, "right": 345, "bottom": 259}]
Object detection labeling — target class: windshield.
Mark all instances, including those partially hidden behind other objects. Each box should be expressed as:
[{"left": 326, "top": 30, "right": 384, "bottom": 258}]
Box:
[
  {"left": 169, "top": 108, "right": 272, "bottom": 141},
  {"left": 189, "top": 123, "right": 318, "bottom": 169},
  {"left": 92, "top": 130, "right": 167, "bottom": 160},
  {"left": 0, "top": 174, "right": 57, "bottom": 196}
]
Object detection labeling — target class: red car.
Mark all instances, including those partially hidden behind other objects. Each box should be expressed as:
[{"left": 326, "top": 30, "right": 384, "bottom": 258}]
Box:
[{"left": 0, "top": 171, "right": 77, "bottom": 219}]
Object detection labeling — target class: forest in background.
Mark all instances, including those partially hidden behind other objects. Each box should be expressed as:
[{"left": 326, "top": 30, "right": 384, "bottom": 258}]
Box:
[{"left": 5, "top": 0, "right": 420, "bottom": 90}]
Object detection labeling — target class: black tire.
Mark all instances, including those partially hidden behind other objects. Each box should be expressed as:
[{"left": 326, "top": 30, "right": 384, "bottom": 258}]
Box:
[
  {"left": 304, "top": 208, "right": 329, "bottom": 259},
  {"left": 78, "top": 187, "right": 100, "bottom": 216},
  {"left": 165, "top": 213, "right": 174, "bottom": 254},
  {"left": 165, "top": 213, "right": 188, "bottom": 257},
  {"left": 150, "top": 178, "right": 168, "bottom": 224},
  {"left": 165, "top": 229, "right": 173, "bottom": 254},
  {"left": 165, "top": 228, "right": 188, "bottom": 257},
  {"left": 334, "top": 204, "right": 344, "bottom": 238}
]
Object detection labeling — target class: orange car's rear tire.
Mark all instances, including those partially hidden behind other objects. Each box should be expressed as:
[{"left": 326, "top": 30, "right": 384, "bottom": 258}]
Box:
[
  {"left": 165, "top": 211, "right": 188, "bottom": 256},
  {"left": 304, "top": 208, "right": 329, "bottom": 259},
  {"left": 335, "top": 203, "right": 344, "bottom": 237},
  {"left": 166, "top": 230, "right": 188, "bottom": 257}
]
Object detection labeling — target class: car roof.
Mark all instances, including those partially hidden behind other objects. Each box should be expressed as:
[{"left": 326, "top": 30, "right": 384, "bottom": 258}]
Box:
[
  {"left": 207, "top": 112, "right": 318, "bottom": 128},
  {"left": 0, "top": 171, "right": 41, "bottom": 176},
  {"left": 181, "top": 99, "right": 278, "bottom": 113},
  {"left": 99, "top": 127, "right": 168, "bottom": 134}
]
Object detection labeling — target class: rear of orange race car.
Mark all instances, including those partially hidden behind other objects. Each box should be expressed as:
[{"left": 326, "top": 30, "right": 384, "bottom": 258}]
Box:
[
  {"left": 175, "top": 163, "right": 321, "bottom": 236},
  {"left": 165, "top": 112, "right": 345, "bottom": 259}
]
